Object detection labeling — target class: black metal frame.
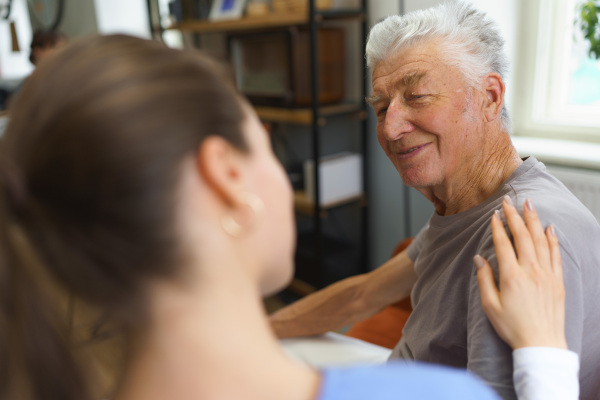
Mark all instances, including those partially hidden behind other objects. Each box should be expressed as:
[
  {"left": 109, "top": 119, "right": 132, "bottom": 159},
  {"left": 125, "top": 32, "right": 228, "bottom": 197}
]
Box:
[
  {"left": 308, "top": 0, "right": 322, "bottom": 285},
  {"left": 360, "top": 0, "right": 369, "bottom": 274},
  {"left": 307, "top": 0, "right": 370, "bottom": 286}
]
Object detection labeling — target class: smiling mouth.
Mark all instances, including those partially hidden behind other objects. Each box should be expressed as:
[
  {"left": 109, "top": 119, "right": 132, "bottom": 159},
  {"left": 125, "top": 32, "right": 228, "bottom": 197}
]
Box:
[
  {"left": 399, "top": 146, "right": 422, "bottom": 154},
  {"left": 398, "top": 143, "right": 428, "bottom": 154},
  {"left": 393, "top": 143, "right": 430, "bottom": 161}
]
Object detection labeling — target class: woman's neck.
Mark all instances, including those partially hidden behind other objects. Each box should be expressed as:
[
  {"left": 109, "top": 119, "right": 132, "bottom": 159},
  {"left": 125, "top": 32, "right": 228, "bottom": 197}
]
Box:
[{"left": 116, "top": 265, "right": 320, "bottom": 400}]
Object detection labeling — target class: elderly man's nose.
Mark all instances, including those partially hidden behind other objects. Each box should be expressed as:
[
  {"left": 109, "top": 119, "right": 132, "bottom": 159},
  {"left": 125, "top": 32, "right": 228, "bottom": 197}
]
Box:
[{"left": 382, "top": 104, "right": 413, "bottom": 140}]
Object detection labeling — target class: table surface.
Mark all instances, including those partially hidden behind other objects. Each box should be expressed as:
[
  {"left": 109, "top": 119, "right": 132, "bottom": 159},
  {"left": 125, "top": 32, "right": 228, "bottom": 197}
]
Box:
[{"left": 280, "top": 332, "right": 392, "bottom": 368}]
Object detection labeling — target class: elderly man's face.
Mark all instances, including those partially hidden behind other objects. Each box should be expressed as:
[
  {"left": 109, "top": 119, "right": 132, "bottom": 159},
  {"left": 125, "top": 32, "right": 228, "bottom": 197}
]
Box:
[{"left": 370, "top": 40, "right": 485, "bottom": 189}]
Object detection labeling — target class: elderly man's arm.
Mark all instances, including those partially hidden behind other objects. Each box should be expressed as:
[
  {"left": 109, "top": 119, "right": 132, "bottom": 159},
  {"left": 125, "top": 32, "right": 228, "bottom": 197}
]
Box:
[{"left": 270, "top": 250, "right": 417, "bottom": 338}]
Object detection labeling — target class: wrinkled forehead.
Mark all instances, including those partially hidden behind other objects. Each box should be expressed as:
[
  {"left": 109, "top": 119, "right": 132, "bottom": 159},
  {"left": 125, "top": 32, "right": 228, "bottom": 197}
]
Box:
[
  {"left": 370, "top": 41, "right": 440, "bottom": 85},
  {"left": 371, "top": 37, "right": 448, "bottom": 75},
  {"left": 369, "top": 39, "right": 470, "bottom": 95}
]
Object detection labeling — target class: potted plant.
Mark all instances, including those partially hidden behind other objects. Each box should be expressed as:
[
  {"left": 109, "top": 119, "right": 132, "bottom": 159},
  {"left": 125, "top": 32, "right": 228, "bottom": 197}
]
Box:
[{"left": 577, "top": 1, "right": 600, "bottom": 59}]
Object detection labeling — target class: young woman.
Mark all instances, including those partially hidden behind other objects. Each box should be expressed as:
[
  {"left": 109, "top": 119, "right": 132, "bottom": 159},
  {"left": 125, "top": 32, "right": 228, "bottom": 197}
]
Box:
[{"left": 0, "top": 35, "right": 576, "bottom": 400}]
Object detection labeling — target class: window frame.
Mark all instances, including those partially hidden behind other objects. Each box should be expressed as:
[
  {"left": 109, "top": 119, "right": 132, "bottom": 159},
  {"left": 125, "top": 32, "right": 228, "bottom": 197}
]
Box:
[{"left": 512, "top": 0, "right": 600, "bottom": 143}]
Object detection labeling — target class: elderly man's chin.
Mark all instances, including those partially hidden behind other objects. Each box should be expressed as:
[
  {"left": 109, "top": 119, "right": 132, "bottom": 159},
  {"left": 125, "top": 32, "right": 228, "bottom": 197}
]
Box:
[
  {"left": 396, "top": 166, "right": 436, "bottom": 189},
  {"left": 387, "top": 153, "right": 431, "bottom": 187}
]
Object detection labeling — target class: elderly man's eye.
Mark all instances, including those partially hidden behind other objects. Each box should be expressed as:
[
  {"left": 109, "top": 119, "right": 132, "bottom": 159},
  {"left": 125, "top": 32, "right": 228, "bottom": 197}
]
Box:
[
  {"left": 376, "top": 107, "right": 388, "bottom": 116},
  {"left": 407, "top": 94, "right": 427, "bottom": 101}
]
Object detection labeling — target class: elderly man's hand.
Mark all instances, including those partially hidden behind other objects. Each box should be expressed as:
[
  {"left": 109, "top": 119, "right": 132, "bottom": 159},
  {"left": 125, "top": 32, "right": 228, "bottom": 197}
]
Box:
[{"left": 474, "top": 197, "right": 567, "bottom": 350}]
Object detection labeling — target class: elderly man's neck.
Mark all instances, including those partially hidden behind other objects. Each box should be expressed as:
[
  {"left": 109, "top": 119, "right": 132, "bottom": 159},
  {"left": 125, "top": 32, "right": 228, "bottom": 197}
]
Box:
[{"left": 421, "top": 133, "right": 522, "bottom": 216}]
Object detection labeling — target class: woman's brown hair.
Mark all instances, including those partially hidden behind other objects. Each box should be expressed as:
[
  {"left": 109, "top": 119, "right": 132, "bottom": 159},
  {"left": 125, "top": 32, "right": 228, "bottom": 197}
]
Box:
[{"left": 0, "top": 34, "right": 248, "bottom": 400}]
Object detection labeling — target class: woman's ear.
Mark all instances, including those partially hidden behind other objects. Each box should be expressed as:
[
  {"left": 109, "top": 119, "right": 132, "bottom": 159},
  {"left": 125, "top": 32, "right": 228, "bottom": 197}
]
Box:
[
  {"left": 196, "top": 136, "right": 247, "bottom": 208},
  {"left": 482, "top": 72, "right": 505, "bottom": 123}
]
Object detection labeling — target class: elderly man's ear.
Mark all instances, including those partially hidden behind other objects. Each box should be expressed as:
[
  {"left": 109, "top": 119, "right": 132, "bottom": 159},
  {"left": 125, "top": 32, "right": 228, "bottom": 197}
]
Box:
[{"left": 481, "top": 72, "right": 505, "bottom": 124}]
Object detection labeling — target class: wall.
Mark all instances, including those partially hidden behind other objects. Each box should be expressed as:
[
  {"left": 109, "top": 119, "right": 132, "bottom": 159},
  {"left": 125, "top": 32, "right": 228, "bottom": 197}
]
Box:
[
  {"left": 0, "top": 0, "right": 99, "bottom": 84},
  {"left": 94, "top": 0, "right": 150, "bottom": 38},
  {"left": 51, "top": 0, "right": 150, "bottom": 38},
  {"left": 0, "top": 0, "right": 150, "bottom": 83},
  {"left": 55, "top": 0, "right": 98, "bottom": 38},
  {"left": 0, "top": 0, "right": 33, "bottom": 81}
]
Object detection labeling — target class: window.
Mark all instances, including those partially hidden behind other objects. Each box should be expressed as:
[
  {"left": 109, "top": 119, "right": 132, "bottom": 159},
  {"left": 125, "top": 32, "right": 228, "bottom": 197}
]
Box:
[{"left": 513, "top": 0, "right": 600, "bottom": 142}]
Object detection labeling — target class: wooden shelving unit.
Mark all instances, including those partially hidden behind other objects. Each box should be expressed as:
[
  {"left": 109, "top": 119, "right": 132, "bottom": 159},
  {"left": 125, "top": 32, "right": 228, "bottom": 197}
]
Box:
[
  {"left": 162, "top": 9, "right": 365, "bottom": 33},
  {"left": 147, "top": 0, "right": 369, "bottom": 289},
  {"left": 294, "top": 190, "right": 366, "bottom": 216},
  {"left": 256, "top": 104, "right": 366, "bottom": 125},
  {"left": 166, "top": 13, "right": 308, "bottom": 32}
]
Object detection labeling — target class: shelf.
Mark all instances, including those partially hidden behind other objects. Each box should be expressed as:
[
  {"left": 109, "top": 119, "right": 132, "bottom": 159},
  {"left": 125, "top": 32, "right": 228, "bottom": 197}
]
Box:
[
  {"left": 148, "top": 0, "right": 370, "bottom": 281},
  {"left": 286, "top": 278, "right": 317, "bottom": 296},
  {"left": 169, "top": 13, "right": 307, "bottom": 33},
  {"left": 164, "top": 10, "right": 365, "bottom": 33},
  {"left": 255, "top": 103, "right": 366, "bottom": 125},
  {"left": 294, "top": 190, "right": 366, "bottom": 215},
  {"left": 317, "top": 9, "right": 366, "bottom": 20}
]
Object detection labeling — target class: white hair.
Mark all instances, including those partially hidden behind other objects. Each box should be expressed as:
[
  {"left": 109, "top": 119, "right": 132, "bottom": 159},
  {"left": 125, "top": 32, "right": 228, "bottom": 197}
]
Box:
[{"left": 366, "top": 1, "right": 511, "bottom": 131}]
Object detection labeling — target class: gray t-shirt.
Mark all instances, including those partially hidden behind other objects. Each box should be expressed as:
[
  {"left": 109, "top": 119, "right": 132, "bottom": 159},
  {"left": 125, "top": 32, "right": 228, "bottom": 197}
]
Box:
[{"left": 390, "top": 157, "right": 600, "bottom": 400}]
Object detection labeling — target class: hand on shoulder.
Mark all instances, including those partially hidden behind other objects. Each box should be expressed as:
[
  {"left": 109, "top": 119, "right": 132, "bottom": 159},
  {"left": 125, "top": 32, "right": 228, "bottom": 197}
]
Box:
[{"left": 474, "top": 196, "right": 567, "bottom": 350}]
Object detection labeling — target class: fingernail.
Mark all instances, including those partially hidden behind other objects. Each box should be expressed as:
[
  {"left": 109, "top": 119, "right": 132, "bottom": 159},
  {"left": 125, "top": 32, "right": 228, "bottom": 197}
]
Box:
[
  {"left": 549, "top": 224, "right": 556, "bottom": 237},
  {"left": 473, "top": 254, "right": 485, "bottom": 269},
  {"left": 493, "top": 209, "right": 501, "bottom": 222},
  {"left": 525, "top": 198, "right": 534, "bottom": 212},
  {"left": 503, "top": 195, "right": 513, "bottom": 207}
]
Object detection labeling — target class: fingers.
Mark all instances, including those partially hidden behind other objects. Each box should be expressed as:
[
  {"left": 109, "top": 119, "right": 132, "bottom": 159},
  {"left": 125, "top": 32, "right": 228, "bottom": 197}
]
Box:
[
  {"left": 490, "top": 206, "right": 517, "bottom": 280},
  {"left": 546, "top": 225, "right": 563, "bottom": 279},
  {"left": 501, "top": 196, "right": 537, "bottom": 264},
  {"left": 499, "top": 197, "right": 560, "bottom": 278},
  {"left": 523, "top": 199, "right": 551, "bottom": 270},
  {"left": 474, "top": 255, "right": 501, "bottom": 318}
]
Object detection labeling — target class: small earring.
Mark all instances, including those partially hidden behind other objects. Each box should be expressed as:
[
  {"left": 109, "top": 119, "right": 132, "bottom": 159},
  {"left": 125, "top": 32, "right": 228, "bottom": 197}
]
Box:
[{"left": 221, "top": 192, "right": 265, "bottom": 237}]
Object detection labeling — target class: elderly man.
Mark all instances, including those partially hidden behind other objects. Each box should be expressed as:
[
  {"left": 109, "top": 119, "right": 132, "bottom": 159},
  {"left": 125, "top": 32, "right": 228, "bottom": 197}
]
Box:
[{"left": 270, "top": 2, "right": 600, "bottom": 399}]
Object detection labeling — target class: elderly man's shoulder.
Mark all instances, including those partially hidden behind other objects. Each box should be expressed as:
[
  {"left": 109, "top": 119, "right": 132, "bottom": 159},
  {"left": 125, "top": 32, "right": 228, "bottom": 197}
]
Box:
[
  {"left": 517, "top": 168, "right": 596, "bottom": 217},
  {"left": 511, "top": 166, "right": 600, "bottom": 254}
]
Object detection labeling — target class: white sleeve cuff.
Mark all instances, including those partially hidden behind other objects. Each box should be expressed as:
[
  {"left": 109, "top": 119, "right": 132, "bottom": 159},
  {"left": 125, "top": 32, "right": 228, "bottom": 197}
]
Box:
[{"left": 513, "top": 347, "right": 579, "bottom": 400}]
